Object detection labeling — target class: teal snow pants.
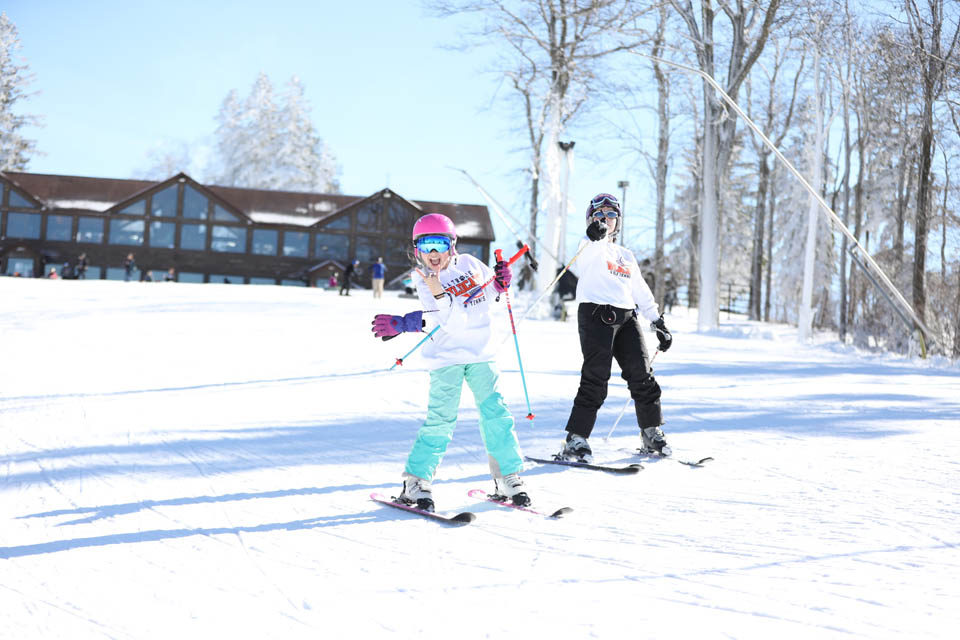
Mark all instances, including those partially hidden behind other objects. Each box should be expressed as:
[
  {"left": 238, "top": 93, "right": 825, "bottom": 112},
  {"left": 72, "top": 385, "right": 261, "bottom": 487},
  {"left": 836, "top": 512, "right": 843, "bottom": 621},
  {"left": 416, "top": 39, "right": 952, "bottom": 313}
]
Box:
[{"left": 404, "top": 362, "right": 523, "bottom": 481}]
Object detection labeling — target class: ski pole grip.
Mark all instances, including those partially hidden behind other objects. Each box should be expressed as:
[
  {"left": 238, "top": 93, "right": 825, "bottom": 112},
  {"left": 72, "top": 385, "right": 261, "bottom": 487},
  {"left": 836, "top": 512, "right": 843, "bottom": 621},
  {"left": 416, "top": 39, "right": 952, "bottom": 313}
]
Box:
[{"left": 496, "top": 244, "right": 529, "bottom": 266}]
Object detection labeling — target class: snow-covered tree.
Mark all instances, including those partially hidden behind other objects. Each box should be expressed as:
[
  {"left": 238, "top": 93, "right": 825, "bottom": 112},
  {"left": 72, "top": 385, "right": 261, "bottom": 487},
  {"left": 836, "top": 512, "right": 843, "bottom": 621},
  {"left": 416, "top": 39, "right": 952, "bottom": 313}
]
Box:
[
  {"left": 209, "top": 73, "right": 339, "bottom": 192},
  {"left": 0, "top": 12, "right": 41, "bottom": 171}
]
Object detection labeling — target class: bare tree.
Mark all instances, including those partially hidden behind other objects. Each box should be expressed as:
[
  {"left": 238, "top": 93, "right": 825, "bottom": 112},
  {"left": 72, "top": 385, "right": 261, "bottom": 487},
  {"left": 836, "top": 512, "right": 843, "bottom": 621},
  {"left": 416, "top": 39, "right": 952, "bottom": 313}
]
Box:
[
  {"left": 904, "top": 0, "right": 960, "bottom": 324},
  {"left": 428, "top": 0, "right": 653, "bottom": 295},
  {"left": 745, "top": 37, "right": 804, "bottom": 321},
  {"left": 669, "top": 0, "right": 785, "bottom": 330}
]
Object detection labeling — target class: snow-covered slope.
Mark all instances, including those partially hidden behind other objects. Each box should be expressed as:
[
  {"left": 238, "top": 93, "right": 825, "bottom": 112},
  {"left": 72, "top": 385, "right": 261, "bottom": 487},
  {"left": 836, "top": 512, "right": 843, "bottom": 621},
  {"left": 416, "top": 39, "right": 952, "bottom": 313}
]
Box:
[{"left": 1, "top": 278, "right": 958, "bottom": 639}]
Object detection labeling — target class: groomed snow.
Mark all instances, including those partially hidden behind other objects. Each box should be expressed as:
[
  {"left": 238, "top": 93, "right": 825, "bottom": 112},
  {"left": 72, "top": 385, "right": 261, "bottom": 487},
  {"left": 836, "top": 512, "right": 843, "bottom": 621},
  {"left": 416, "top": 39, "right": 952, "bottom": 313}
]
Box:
[{"left": 1, "top": 277, "right": 957, "bottom": 639}]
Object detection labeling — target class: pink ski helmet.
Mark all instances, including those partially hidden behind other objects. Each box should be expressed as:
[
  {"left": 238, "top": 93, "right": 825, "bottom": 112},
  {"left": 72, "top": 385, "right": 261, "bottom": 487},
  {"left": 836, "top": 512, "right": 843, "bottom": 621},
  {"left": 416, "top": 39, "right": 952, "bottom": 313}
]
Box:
[{"left": 412, "top": 213, "right": 457, "bottom": 257}]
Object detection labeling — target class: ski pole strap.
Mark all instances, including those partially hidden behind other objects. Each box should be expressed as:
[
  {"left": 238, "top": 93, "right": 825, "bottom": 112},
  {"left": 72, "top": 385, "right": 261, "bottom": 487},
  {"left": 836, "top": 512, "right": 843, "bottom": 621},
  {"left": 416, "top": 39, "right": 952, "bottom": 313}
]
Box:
[{"left": 463, "top": 244, "right": 530, "bottom": 306}]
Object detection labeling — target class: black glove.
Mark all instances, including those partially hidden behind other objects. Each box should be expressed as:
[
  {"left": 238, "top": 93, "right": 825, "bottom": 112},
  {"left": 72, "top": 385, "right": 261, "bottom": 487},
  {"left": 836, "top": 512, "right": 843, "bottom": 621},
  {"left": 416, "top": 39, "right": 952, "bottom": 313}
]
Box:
[
  {"left": 651, "top": 314, "right": 672, "bottom": 352},
  {"left": 586, "top": 219, "right": 608, "bottom": 241}
]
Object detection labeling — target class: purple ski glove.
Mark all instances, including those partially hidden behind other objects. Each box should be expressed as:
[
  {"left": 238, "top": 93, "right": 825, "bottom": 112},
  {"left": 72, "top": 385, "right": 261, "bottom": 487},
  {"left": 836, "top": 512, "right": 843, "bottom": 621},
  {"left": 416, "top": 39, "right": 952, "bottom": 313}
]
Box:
[
  {"left": 493, "top": 260, "right": 512, "bottom": 293},
  {"left": 371, "top": 311, "right": 424, "bottom": 341}
]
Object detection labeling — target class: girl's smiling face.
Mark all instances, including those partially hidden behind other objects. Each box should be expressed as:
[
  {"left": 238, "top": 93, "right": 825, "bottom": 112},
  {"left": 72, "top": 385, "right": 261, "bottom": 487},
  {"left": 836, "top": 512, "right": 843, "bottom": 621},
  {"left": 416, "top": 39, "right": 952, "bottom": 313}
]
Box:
[{"left": 421, "top": 249, "right": 451, "bottom": 273}]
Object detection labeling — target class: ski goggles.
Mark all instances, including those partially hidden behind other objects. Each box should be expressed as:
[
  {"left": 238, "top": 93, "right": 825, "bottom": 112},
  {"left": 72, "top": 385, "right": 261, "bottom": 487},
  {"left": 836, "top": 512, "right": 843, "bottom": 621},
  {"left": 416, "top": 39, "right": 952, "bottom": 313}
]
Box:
[
  {"left": 415, "top": 234, "right": 453, "bottom": 253},
  {"left": 589, "top": 194, "right": 620, "bottom": 212},
  {"left": 590, "top": 210, "right": 620, "bottom": 220}
]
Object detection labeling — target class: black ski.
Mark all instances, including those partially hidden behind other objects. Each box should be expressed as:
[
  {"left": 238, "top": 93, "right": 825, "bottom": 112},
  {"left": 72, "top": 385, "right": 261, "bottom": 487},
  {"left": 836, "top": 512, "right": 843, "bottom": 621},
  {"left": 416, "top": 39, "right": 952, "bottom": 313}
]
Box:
[
  {"left": 467, "top": 489, "right": 573, "bottom": 519},
  {"left": 632, "top": 448, "right": 714, "bottom": 468},
  {"left": 369, "top": 492, "right": 476, "bottom": 525},
  {"left": 524, "top": 455, "right": 643, "bottom": 474}
]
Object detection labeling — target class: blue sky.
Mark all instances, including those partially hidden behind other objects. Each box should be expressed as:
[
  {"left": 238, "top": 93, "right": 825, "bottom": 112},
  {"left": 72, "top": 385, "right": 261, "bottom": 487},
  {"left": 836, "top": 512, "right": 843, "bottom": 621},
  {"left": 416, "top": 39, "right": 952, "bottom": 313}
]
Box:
[{"left": 6, "top": 1, "right": 657, "bottom": 256}]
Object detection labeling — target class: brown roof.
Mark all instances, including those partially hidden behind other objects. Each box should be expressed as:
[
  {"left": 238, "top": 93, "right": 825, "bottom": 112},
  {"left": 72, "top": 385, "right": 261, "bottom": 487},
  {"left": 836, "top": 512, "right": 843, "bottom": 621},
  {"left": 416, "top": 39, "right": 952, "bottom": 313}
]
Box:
[{"left": 2, "top": 171, "right": 494, "bottom": 240}]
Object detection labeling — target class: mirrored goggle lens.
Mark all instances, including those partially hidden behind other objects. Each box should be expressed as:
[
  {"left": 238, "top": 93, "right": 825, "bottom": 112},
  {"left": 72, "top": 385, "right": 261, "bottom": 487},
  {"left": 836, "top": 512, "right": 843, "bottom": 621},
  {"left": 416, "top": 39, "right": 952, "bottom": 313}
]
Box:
[
  {"left": 591, "top": 210, "right": 619, "bottom": 219},
  {"left": 416, "top": 235, "right": 452, "bottom": 253}
]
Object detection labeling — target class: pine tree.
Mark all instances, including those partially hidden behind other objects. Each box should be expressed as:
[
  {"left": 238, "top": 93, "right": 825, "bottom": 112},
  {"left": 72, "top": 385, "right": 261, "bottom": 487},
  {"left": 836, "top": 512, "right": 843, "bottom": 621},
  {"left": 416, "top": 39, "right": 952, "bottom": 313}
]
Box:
[{"left": 0, "top": 12, "right": 41, "bottom": 171}]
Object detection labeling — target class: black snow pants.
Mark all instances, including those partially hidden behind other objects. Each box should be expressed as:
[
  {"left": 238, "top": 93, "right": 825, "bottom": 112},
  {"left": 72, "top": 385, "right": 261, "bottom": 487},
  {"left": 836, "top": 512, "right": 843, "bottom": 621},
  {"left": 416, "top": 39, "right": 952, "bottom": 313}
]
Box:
[{"left": 565, "top": 302, "right": 662, "bottom": 438}]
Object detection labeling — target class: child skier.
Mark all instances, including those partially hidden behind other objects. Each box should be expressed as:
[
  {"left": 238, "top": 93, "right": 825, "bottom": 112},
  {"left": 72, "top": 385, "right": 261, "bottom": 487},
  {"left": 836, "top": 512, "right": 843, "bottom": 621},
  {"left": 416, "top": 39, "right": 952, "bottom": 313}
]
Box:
[
  {"left": 559, "top": 193, "right": 674, "bottom": 462},
  {"left": 371, "top": 213, "right": 529, "bottom": 512}
]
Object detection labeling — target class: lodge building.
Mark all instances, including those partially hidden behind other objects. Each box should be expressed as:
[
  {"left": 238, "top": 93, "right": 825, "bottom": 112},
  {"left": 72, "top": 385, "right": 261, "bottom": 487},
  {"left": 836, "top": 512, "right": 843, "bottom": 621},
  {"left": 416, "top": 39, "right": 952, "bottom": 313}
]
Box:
[{"left": 0, "top": 171, "right": 494, "bottom": 287}]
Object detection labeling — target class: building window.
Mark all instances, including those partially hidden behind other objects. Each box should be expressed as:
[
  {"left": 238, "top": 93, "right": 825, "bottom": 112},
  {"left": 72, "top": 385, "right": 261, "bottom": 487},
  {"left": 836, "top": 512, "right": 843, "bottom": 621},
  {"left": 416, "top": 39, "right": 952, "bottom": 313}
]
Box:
[
  {"left": 8, "top": 190, "right": 34, "bottom": 208},
  {"left": 151, "top": 185, "right": 178, "bottom": 217},
  {"left": 183, "top": 185, "right": 208, "bottom": 219},
  {"left": 322, "top": 214, "right": 350, "bottom": 230},
  {"left": 387, "top": 240, "right": 412, "bottom": 265},
  {"left": 355, "top": 235, "right": 380, "bottom": 263},
  {"left": 5, "top": 256, "right": 34, "bottom": 277},
  {"left": 106, "top": 266, "right": 140, "bottom": 281},
  {"left": 180, "top": 223, "right": 207, "bottom": 250},
  {"left": 120, "top": 199, "right": 146, "bottom": 215},
  {"left": 77, "top": 217, "right": 104, "bottom": 243},
  {"left": 149, "top": 221, "right": 176, "bottom": 248},
  {"left": 457, "top": 241, "right": 484, "bottom": 260},
  {"left": 315, "top": 232, "right": 349, "bottom": 261},
  {"left": 178, "top": 272, "right": 204, "bottom": 283},
  {"left": 210, "top": 274, "right": 243, "bottom": 284},
  {"left": 281, "top": 279, "right": 306, "bottom": 287},
  {"left": 252, "top": 229, "right": 278, "bottom": 255},
  {"left": 282, "top": 231, "right": 308, "bottom": 257},
  {"left": 213, "top": 204, "right": 240, "bottom": 222},
  {"left": 249, "top": 277, "right": 276, "bottom": 285},
  {"left": 109, "top": 219, "right": 145, "bottom": 245},
  {"left": 84, "top": 265, "right": 103, "bottom": 279},
  {"left": 6, "top": 212, "right": 42, "bottom": 239},
  {"left": 356, "top": 201, "right": 381, "bottom": 228},
  {"left": 211, "top": 225, "right": 246, "bottom": 253},
  {"left": 46, "top": 215, "right": 73, "bottom": 241},
  {"left": 387, "top": 200, "right": 415, "bottom": 229}
]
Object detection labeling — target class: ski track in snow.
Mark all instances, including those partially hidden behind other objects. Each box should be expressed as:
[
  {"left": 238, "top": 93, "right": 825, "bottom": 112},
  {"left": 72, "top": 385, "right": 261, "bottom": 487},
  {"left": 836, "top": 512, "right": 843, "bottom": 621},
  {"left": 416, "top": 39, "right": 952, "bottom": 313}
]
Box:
[{"left": 1, "top": 277, "right": 959, "bottom": 639}]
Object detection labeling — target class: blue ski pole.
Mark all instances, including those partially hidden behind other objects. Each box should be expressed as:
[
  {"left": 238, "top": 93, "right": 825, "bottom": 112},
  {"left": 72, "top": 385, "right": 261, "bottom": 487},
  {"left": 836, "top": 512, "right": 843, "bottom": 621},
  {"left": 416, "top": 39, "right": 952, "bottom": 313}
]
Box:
[
  {"left": 390, "top": 326, "right": 439, "bottom": 370},
  {"left": 495, "top": 249, "right": 535, "bottom": 422}
]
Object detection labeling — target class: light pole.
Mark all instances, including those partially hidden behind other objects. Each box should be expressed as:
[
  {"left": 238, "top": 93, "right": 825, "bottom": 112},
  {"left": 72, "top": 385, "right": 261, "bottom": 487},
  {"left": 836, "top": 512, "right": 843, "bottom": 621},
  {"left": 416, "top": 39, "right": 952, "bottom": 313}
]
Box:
[
  {"left": 617, "top": 180, "right": 629, "bottom": 245},
  {"left": 558, "top": 141, "right": 575, "bottom": 262}
]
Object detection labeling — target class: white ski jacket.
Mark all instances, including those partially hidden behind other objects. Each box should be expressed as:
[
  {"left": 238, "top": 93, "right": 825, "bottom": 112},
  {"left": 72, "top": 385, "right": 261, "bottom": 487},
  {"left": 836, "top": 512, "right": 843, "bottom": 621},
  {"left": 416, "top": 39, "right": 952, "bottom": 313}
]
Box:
[
  {"left": 416, "top": 253, "right": 507, "bottom": 370},
  {"left": 570, "top": 236, "right": 661, "bottom": 324}
]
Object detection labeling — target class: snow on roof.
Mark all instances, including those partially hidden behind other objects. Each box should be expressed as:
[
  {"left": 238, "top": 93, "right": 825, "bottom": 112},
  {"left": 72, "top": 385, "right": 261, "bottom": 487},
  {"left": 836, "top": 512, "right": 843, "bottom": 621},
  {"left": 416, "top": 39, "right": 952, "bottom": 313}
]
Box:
[
  {"left": 293, "top": 201, "right": 337, "bottom": 215},
  {"left": 48, "top": 199, "right": 116, "bottom": 212},
  {"left": 454, "top": 220, "right": 482, "bottom": 237},
  {"left": 248, "top": 211, "right": 321, "bottom": 226}
]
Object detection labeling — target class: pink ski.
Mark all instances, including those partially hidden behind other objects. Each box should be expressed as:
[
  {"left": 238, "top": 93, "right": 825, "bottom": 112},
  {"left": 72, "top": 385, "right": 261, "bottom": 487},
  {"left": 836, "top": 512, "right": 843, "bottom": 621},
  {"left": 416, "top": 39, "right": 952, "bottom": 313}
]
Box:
[{"left": 467, "top": 489, "right": 573, "bottom": 519}]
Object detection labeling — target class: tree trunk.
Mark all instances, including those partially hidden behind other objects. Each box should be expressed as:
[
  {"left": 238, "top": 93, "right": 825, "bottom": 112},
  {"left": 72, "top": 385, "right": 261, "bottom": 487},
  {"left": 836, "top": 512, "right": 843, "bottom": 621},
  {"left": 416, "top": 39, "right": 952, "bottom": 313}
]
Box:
[{"left": 748, "top": 153, "right": 769, "bottom": 320}]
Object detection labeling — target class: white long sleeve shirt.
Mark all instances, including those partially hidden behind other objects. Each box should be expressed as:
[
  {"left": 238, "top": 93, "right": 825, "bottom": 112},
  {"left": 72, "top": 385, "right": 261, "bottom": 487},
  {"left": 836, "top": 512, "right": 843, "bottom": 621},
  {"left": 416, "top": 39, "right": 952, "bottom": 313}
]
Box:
[
  {"left": 416, "top": 253, "right": 507, "bottom": 370},
  {"left": 570, "top": 236, "right": 661, "bottom": 324}
]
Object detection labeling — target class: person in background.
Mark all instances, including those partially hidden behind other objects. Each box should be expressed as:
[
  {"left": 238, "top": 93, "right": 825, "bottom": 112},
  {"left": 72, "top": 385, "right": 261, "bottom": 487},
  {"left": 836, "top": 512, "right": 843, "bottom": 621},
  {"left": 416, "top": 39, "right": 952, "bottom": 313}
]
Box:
[
  {"left": 340, "top": 260, "right": 358, "bottom": 296},
  {"left": 370, "top": 257, "right": 386, "bottom": 298},
  {"left": 48, "top": 267, "right": 59, "bottom": 280},
  {"left": 558, "top": 192, "right": 675, "bottom": 463},
  {"left": 144, "top": 270, "right": 154, "bottom": 282},
  {"left": 328, "top": 272, "right": 338, "bottom": 288},
  {"left": 77, "top": 253, "right": 88, "bottom": 279},
  {"left": 164, "top": 268, "right": 176, "bottom": 282},
  {"left": 123, "top": 253, "right": 136, "bottom": 282}
]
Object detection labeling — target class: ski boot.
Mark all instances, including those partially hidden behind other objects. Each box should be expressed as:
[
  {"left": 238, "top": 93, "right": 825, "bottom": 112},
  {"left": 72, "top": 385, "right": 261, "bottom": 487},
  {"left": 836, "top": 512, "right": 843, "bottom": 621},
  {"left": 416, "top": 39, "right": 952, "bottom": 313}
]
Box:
[
  {"left": 558, "top": 433, "right": 593, "bottom": 463},
  {"left": 493, "top": 473, "right": 532, "bottom": 507},
  {"left": 640, "top": 426, "right": 672, "bottom": 456},
  {"left": 397, "top": 473, "right": 435, "bottom": 512}
]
